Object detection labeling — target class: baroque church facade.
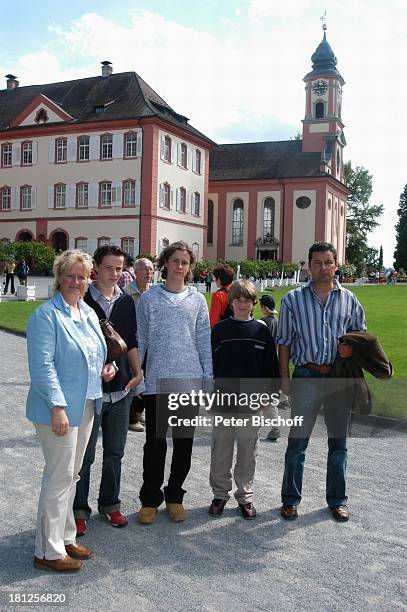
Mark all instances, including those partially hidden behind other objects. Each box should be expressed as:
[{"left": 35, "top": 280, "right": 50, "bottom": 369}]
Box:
[{"left": 0, "top": 30, "right": 348, "bottom": 265}]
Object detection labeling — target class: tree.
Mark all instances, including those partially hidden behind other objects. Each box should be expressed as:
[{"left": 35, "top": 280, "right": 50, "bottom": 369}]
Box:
[
  {"left": 0, "top": 241, "right": 56, "bottom": 274},
  {"left": 344, "top": 161, "right": 384, "bottom": 273},
  {"left": 394, "top": 184, "right": 407, "bottom": 271},
  {"left": 378, "top": 245, "right": 383, "bottom": 270}
]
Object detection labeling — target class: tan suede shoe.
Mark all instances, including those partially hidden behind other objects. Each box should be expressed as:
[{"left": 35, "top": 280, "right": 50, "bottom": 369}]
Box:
[
  {"left": 137, "top": 507, "right": 158, "bottom": 524},
  {"left": 166, "top": 503, "right": 186, "bottom": 522},
  {"left": 34, "top": 555, "right": 81, "bottom": 572},
  {"left": 65, "top": 543, "right": 93, "bottom": 559}
]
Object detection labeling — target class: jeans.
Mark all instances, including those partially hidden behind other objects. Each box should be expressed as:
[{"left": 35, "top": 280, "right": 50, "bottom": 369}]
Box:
[
  {"left": 281, "top": 366, "right": 351, "bottom": 508},
  {"left": 139, "top": 395, "right": 197, "bottom": 507},
  {"left": 74, "top": 394, "right": 131, "bottom": 518}
]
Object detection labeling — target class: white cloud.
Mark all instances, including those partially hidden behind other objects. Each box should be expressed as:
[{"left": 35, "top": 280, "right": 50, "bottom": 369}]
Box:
[{"left": 2, "top": 2, "right": 407, "bottom": 264}]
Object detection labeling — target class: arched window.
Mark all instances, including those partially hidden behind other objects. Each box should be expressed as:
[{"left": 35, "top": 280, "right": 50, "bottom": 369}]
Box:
[
  {"left": 232, "top": 199, "right": 244, "bottom": 245},
  {"left": 336, "top": 148, "right": 341, "bottom": 174},
  {"left": 207, "top": 199, "right": 214, "bottom": 245},
  {"left": 315, "top": 102, "right": 324, "bottom": 119},
  {"left": 263, "top": 198, "right": 275, "bottom": 238}
]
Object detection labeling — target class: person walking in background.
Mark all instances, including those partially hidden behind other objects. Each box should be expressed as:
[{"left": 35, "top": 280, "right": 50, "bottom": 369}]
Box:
[
  {"left": 209, "top": 280, "right": 280, "bottom": 520},
  {"left": 278, "top": 241, "right": 366, "bottom": 523},
  {"left": 205, "top": 270, "right": 213, "bottom": 292},
  {"left": 259, "top": 294, "right": 282, "bottom": 441},
  {"left": 124, "top": 257, "right": 155, "bottom": 432},
  {"left": 16, "top": 258, "right": 29, "bottom": 286},
  {"left": 73, "top": 245, "right": 142, "bottom": 536},
  {"left": 209, "top": 264, "right": 235, "bottom": 328},
  {"left": 26, "top": 250, "right": 116, "bottom": 572},
  {"left": 3, "top": 259, "right": 16, "bottom": 294},
  {"left": 136, "top": 241, "right": 212, "bottom": 525},
  {"left": 117, "top": 255, "right": 135, "bottom": 290}
]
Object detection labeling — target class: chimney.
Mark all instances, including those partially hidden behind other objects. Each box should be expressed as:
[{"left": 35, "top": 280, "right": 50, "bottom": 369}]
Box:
[
  {"left": 101, "top": 61, "right": 113, "bottom": 78},
  {"left": 5, "top": 74, "right": 19, "bottom": 90}
]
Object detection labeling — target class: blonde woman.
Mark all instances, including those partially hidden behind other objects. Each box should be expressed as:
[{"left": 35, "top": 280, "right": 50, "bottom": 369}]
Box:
[{"left": 26, "top": 250, "right": 116, "bottom": 571}]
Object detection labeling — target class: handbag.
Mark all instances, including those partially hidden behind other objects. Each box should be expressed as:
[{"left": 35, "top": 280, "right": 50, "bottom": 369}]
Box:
[{"left": 99, "top": 319, "right": 127, "bottom": 362}]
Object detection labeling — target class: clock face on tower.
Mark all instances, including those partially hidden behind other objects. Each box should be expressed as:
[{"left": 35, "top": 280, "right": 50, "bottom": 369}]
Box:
[{"left": 312, "top": 80, "right": 328, "bottom": 96}]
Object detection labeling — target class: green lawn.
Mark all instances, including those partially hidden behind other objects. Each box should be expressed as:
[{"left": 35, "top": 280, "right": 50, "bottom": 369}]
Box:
[{"left": 1, "top": 286, "right": 406, "bottom": 418}]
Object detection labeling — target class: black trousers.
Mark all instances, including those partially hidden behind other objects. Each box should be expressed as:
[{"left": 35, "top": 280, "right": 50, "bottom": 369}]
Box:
[
  {"left": 129, "top": 394, "right": 144, "bottom": 424},
  {"left": 4, "top": 273, "right": 15, "bottom": 294},
  {"left": 139, "top": 394, "right": 197, "bottom": 507}
]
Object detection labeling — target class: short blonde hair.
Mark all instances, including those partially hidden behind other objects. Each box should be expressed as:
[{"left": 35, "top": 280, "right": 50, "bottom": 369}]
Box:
[
  {"left": 229, "top": 280, "right": 257, "bottom": 305},
  {"left": 52, "top": 250, "right": 94, "bottom": 294}
]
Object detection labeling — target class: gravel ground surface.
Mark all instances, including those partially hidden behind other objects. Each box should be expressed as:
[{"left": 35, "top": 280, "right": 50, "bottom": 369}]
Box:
[{"left": 0, "top": 330, "right": 406, "bottom": 612}]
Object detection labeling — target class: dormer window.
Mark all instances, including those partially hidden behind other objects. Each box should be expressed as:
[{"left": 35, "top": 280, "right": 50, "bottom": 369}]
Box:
[
  {"left": 94, "top": 105, "right": 105, "bottom": 114},
  {"left": 35, "top": 108, "right": 48, "bottom": 124}
]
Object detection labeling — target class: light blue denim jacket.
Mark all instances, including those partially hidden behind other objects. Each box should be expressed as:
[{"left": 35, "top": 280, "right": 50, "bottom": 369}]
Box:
[{"left": 26, "top": 292, "right": 107, "bottom": 426}]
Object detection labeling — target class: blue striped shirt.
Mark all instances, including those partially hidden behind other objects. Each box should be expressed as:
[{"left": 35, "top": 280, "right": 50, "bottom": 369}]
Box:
[{"left": 276, "top": 281, "right": 366, "bottom": 366}]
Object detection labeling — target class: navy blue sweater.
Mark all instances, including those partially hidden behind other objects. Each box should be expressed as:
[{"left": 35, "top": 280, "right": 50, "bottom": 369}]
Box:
[{"left": 211, "top": 318, "right": 280, "bottom": 410}]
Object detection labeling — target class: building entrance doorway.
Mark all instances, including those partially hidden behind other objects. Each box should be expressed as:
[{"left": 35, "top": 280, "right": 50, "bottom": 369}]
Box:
[{"left": 52, "top": 231, "right": 68, "bottom": 252}]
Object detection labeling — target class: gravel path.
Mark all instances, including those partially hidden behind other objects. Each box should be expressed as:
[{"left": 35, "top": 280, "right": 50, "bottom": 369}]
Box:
[{"left": 0, "top": 330, "right": 405, "bottom": 611}]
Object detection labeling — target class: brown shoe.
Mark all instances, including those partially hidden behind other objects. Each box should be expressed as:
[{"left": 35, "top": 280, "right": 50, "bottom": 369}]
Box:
[
  {"left": 330, "top": 505, "right": 350, "bottom": 522},
  {"left": 34, "top": 555, "right": 81, "bottom": 572},
  {"left": 166, "top": 503, "right": 186, "bottom": 522},
  {"left": 65, "top": 543, "right": 93, "bottom": 560},
  {"left": 281, "top": 504, "right": 298, "bottom": 520},
  {"left": 137, "top": 507, "right": 158, "bottom": 524}
]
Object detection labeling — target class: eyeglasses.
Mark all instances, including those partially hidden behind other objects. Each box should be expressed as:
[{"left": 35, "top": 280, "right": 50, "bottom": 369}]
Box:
[{"left": 62, "top": 250, "right": 93, "bottom": 262}]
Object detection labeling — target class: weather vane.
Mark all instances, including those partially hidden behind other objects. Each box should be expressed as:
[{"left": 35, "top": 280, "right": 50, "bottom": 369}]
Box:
[{"left": 320, "top": 11, "right": 327, "bottom": 31}]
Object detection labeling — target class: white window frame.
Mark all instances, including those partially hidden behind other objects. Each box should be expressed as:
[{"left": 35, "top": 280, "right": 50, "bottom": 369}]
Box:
[
  {"left": 232, "top": 199, "right": 244, "bottom": 245},
  {"left": 123, "top": 179, "right": 136, "bottom": 206},
  {"left": 56, "top": 138, "right": 67, "bottom": 163},
  {"left": 76, "top": 183, "right": 89, "bottom": 209},
  {"left": 75, "top": 237, "right": 88, "bottom": 252},
  {"left": 125, "top": 132, "right": 137, "bottom": 158},
  {"left": 192, "top": 192, "right": 201, "bottom": 216},
  {"left": 22, "top": 142, "right": 33, "bottom": 165},
  {"left": 101, "top": 134, "right": 113, "bottom": 160},
  {"left": 2, "top": 144, "right": 12, "bottom": 167},
  {"left": 195, "top": 149, "right": 202, "bottom": 174},
  {"left": 100, "top": 182, "right": 112, "bottom": 207},
  {"left": 164, "top": 136, "right": 171, "bottom": 162},
  {"left": 78, "top": 136, "right": 90, "bottom": 161},
  {"left": 21, "top": 185, "right": 32, "bottom": 210},
  {"left": 1, "top": 186, "right": 11, "bottom": 210},
  {"left": 121, "top": 237, "right": 135, "bottom": 256},
  {"left": 55, "top": 184, "right": 66, "bottom": 209}
]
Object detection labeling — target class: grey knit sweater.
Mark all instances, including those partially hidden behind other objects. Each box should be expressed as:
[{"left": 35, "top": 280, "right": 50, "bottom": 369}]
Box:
[{"left": 136, "top": 284, "right": 213, "bottom": 394}]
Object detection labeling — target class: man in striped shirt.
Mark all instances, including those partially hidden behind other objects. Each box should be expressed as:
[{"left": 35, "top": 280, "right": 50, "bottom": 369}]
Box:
[{"left": 277, "top": 241, "right": 366, "bottom": 523}]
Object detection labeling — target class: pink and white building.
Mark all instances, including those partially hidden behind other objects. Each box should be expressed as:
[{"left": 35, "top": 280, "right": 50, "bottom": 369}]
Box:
[
  {"left": 0, "top": 31, "right": 348, "bottom": 264},
  {"left": 208, "top": 29, "right": 349, "bottom": 265}
]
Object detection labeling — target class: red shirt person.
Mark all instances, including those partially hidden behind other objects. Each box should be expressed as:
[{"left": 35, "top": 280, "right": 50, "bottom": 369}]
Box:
[{"left": 209, "top": 264, "right": 235, "bottom": 329}]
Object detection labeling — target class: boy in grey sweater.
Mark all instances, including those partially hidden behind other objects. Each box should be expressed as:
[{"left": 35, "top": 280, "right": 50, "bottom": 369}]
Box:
[{"left": 136, "top": 241, "right": 212, "bottom": 524}]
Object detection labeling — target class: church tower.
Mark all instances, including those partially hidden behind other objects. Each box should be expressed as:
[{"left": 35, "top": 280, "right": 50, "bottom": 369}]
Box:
[{"left": 302, "top": 23, "right": 346, "bottom": 182}]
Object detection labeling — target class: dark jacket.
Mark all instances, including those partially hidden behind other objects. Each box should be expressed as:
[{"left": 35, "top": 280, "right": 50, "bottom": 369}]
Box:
[
  {"left": 84, "top": 290, "right": 138, "bottom": 393},
  {"left": 211, "top": 318, "right": 280, "bottom": 412},
  {"left": 328, "top": 331, "right": 392, "bottom": 415}
]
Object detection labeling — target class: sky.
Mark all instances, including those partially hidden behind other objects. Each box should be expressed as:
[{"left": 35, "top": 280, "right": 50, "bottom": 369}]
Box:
[{"left": 1, "top": 0, "right": 406, "bottom": 266}]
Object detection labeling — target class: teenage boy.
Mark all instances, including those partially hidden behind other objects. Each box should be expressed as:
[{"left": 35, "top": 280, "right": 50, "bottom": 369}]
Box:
[
  {"left": 124, "top": 258, "right": 155, "bottom": 432},
  {"left": 73, "top": 245, "right": 142, "bottom": 535},
  {"left": 209, "top": 264, "right": 235, "bottom": 328},
  {"left": 278, "top": 241, "right": 366, "bottom": 522},
  {"left": 209, "top": 280, "right": 280, "bottom": 519},
  {"left": 136, "top": 241, "right": 212, "bottom": 525}
]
